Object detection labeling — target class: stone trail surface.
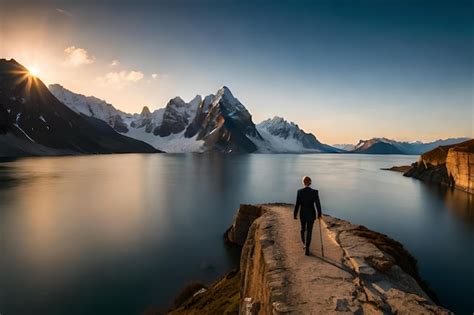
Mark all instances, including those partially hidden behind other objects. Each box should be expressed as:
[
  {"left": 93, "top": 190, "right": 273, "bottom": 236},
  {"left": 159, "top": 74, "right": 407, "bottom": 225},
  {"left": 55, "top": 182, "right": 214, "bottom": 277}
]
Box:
[
  {"left": 238, "top": 204, "right": 450, "bottom": 315},
  {"left": 272, "top": 206, "right": 356, "bottom": 314}
]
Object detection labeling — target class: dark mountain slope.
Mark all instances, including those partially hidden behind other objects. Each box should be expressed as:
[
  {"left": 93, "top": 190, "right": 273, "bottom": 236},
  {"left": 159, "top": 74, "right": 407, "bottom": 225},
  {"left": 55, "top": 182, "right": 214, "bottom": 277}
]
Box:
[{"left": 0, "top": 58, "right": 158, "bottom": 156}]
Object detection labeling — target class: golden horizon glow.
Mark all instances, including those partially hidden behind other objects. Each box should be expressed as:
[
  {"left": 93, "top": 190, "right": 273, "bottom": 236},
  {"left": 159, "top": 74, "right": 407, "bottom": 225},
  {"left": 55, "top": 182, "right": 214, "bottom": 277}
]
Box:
[
  {"left": 10, "top": 68, "right": 40, "bottom": 96},
  {"left": 27, "top": 65, "right": 40, "bottom": 77}
]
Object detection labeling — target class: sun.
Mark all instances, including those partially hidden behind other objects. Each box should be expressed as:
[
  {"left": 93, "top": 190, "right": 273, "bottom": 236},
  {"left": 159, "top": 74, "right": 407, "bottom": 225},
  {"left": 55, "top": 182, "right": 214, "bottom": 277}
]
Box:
[{"left": 27, "top": 66, "right": 40, "bottom": 77}]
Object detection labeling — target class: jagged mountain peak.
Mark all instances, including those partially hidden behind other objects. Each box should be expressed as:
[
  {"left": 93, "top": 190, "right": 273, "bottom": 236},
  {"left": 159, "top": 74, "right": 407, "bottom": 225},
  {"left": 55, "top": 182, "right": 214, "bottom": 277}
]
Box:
[
  {"left": 209, "top": 86, "right": 251, "bottom": 122},
  {"left": 201, "top": 94, "right": 215, "bottom": 112},
  {"left": 1, "top": 58, "right": 19, "bottom": 63},
  {"left": 169, "top": 96, "right": 186, "bottom": 106},
  {"left": 49, "top": 83, "right": 64, "bottom": 89},
  {"left": 256, "top": 115, "right": 338, "bottom": 153},
  {"left": 266, "top": 116, "right": 286, "bottom": 123},
  {"left": 49, "top": 83, "right": 339, "bottom": 154},
  {"left": 355, "top": 137, "right": 395, "bottom": 149},
  {"left": 141, "top": 106, "right": 152, "bottom": 116},
  {"left": 214, "top": 86, "right": 239, "bottom": 106},
  {"left": 265, "top": 116, "right": 297, "bottom": 125},
  {"left": 259, "top": 116, "right": 304, "bottom": 135},
  {"left": 0, "top": 58, "right": 25, "bottom": 69},
  {"left": 189, "top": 95, "right": 202, "bottom": 106},
  {"left": 218, "top": 85, "right": 233, "bottom": 96}
]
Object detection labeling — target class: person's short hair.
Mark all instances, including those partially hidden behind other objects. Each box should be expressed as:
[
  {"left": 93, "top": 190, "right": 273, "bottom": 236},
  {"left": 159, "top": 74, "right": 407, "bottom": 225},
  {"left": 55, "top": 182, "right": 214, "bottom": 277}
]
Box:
[{"left": 302, "top": 176, "right": 312, "bottom": 186}]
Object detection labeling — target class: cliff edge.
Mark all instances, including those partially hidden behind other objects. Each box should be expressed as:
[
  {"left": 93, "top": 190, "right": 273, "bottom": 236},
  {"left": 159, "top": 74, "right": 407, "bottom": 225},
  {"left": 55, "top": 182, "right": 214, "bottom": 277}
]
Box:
[
  {"left": 404, "top": 139, "right": 474, "bottom": 194},
  {"left": 169, "top": 204, "right": 450, "bottom": 314},
  {"left": 233, "top": 204, "right": 449, "bottom": 314}
]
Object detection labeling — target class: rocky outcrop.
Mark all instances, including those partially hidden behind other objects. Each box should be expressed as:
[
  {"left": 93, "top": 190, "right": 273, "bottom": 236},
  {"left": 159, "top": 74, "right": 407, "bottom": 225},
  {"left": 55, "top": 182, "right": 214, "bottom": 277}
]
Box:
[
  {"left": 404, "top": 139, "right": 474, "bottom": 193},
  {"left": 446, "top": 142, "right": 474, "bottom": 193},
  {"left": 226, "top": 204, "right": 450, "bottom": 314},
  {"left": 225, "top": 204, "right": 267, "bottom": 246},
  {"left": 323, "top": 216, "right": 444, "bottom": 314},
  {"left": 382, "top": 165, "right": 412, "bottom": 173},
  {"left": 239, "top": 207, "right": 291, "bottom": 314},
  {"left": 167, "top": 270, "right": 240, "bottom": 315},
  {"left": 154, "top": 96, "right": 200, "bottom": 137}
]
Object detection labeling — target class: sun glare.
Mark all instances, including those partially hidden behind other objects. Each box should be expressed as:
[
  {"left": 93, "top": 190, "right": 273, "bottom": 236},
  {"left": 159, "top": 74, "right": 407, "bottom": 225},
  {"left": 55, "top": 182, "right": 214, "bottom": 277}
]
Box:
[{"left": 27, "top": 66, "right": 40, "bottom": 77}]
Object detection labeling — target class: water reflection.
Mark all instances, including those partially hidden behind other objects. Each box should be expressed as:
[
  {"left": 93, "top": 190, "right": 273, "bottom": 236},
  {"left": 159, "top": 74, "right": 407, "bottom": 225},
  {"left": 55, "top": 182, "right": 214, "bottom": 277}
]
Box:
[
  {"left": 420, "top": 182, "right": 474, "bottom": 224},
  {"left": 0, "top": 153, "right": 472, "bottom": 314}
]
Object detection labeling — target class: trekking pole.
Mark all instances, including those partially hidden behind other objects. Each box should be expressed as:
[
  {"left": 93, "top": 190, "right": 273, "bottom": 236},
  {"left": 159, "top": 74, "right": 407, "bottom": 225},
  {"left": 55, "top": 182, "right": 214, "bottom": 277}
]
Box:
[{"left": 318, "top": 217, "right": 325, "bottom": 257}]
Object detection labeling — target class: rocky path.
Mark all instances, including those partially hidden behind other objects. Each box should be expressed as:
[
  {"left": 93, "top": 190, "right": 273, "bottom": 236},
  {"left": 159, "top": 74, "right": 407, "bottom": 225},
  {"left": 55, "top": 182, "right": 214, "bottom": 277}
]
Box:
[
  {"left": 238, "top": 204, "right": 450, "bottom": 314},
  {"left": 270, "top": 205, "right": 359, "bottom": 314},
  {"left": 173, "top": 203, "right": 450, "bottom": 314}
]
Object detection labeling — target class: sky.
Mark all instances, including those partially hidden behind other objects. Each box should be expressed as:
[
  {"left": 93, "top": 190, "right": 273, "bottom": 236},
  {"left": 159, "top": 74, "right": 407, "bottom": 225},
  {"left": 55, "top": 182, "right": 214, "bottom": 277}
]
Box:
[{"left": 1, "top": 0, "right": 472, "bottom": 144}]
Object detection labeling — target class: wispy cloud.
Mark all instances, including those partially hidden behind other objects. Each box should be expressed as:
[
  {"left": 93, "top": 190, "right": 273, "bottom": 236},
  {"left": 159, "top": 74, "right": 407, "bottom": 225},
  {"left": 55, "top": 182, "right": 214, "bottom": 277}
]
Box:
[
  {"left": 56, "top": 8, "right": 73, "bottom": 17},
  {"left": 63, "top": 46, "right": 95, "bottom": 67},
  {"left": 95, "top": 70, "right": 144, "bottom": 89},
  {"left": 151, "top": 73, "right": 168, "bottom": 80},
  {"left": 110, "top": 59, "right": 120, "bottom": 66}
]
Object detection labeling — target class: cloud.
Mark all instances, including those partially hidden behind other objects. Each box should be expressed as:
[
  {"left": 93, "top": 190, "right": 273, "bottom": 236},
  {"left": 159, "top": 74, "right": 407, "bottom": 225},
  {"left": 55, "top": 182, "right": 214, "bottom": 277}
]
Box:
[
  {"left": 63, "top": 46, "right": 95, "bottom": 67},
  {"left": 151, "top": 73, "right": 169, "bottom": 80},
  {"left": 95, "top": 70, "right": 144, "bottom": 89},
  {"left": 56, "top": 8, "right": 73, "bottom": 17},
  {"left": 110, "top": 59, "right": 120, "bottom": 66},
  {"left": 126, "top": 71, "right": 144, "bottom": 82}
]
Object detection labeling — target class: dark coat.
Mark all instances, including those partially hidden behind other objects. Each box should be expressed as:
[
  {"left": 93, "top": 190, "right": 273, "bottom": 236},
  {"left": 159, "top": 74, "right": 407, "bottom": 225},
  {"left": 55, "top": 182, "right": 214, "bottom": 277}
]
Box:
[{"left": 294, "top": 186, "right": 322, "bottom": 221}]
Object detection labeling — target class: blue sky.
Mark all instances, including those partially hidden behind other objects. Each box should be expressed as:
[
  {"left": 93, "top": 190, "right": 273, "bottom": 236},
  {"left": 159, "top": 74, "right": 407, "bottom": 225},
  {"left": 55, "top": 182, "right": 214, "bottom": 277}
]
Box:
[{"left": 1, "top": 0, "right": 472, "bottom": 144}]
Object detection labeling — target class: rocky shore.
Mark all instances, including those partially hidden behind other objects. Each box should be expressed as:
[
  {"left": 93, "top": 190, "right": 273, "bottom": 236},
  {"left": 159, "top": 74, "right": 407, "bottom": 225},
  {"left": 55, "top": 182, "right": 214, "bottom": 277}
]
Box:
[
  {"left": 403, "top": 139, "right": 473, "bottom": 194},
  {"left": 381, "top": 165, "right": 411, "bottom": 173},
  {"left": 168, "top": 204, "right": 450, "bottom": 314}
]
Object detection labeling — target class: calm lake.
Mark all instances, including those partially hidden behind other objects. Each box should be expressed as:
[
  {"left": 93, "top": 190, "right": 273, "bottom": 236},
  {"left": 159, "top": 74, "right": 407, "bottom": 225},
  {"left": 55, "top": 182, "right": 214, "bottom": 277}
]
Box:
[{"left": 0, "top": 153, "right": 472, "bottom": 314}]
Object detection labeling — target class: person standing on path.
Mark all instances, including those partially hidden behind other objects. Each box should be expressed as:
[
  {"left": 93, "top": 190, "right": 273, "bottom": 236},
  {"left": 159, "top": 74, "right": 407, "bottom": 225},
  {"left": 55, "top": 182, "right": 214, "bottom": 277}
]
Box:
[{"left": 294, "top": 176, "right": 322, "bottom": 256}]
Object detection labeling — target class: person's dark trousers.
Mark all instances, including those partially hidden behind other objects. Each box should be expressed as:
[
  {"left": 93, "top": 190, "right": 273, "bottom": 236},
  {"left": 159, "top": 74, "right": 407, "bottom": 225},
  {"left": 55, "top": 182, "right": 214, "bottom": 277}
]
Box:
[{"left": 300, "top": 219, "right": 315, "bottom": 252}]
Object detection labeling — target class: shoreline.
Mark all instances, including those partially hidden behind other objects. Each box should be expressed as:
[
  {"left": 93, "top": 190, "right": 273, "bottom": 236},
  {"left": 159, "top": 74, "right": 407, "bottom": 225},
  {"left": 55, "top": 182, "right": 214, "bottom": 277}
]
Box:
[{"left": 381, "top": 165, "right": 411, "bottom": 173}]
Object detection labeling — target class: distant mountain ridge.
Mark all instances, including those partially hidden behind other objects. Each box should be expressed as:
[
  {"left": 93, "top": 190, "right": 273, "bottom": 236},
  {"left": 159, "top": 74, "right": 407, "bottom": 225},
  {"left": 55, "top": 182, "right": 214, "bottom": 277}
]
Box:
[
  {"left": 0, "top": 59, "right": 158, "bottom": 157},
  {"left": 339, "top": 137, "right": 471, "bottom": 155},
  {"left": 51, "top": 84, "right": 340, "bottom": 153},
  {"left": 50, "top": 84, "right": 470, "bottom": 155},
  {"left": 332, "top": 143, "right": 356, "bottom": 151}
]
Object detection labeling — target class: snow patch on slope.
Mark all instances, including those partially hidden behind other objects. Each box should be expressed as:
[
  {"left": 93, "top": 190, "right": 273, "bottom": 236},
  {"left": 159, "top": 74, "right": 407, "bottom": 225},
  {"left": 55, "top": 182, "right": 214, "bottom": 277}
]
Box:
[
  {"left": 49, "top": 84, "right": 128, "bottom": 121},
  {"left": 252, "top": 128, "right": 320, "bottom": 153},
  {"left": 123, "top": 128, "right": 204, "bottom": 153},
  {"left": 254, "top": 116, "right": 323, "bottom": 153}
]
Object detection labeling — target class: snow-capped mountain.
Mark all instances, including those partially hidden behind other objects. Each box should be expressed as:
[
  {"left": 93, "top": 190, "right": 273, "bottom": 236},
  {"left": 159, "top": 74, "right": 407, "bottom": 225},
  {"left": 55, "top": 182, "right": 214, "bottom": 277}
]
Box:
[
  {"left": 0, "top": 59, "right": 158, "bottom": 157},
  {"left": 49, "top": 84, "right": 131, "bottom": 132},
  {"left": 154, "top": 95, "right": 201, "bottom": 137},
  {"left": 350, "top": 137, "right": 470, "bottom": 155},
  {"left": 255, "top": 116, "right": 341, "bottom": 153},
  {"left": 185, "top": 86, "right": 263, "bottom": 153},
  {"left": 49, "top": 85, "right": 338, "bottom": 153}
]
